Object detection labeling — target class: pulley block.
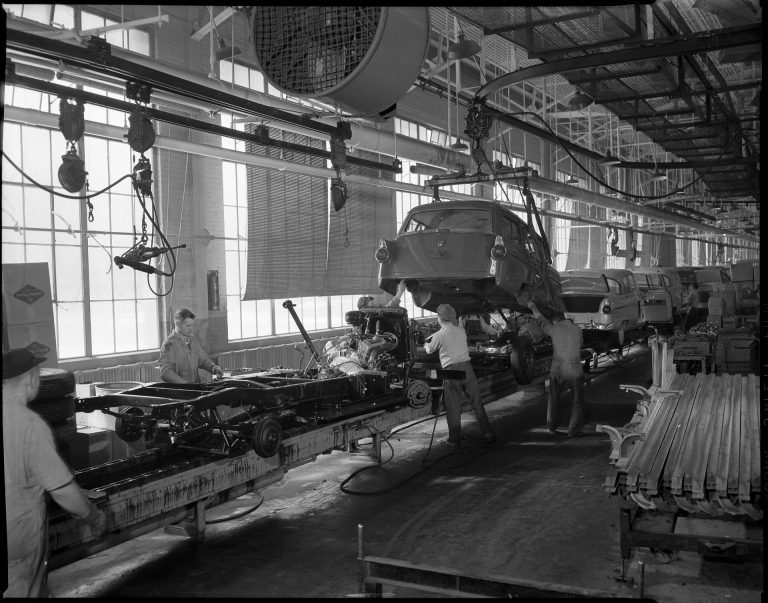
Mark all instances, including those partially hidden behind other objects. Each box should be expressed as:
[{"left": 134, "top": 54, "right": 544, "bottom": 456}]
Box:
[
  {"left": 127, "top": 110, "right": 156, "bottom": 153},
  {"left": 58, "top": 149, "right": 87, "bottom": 193}
]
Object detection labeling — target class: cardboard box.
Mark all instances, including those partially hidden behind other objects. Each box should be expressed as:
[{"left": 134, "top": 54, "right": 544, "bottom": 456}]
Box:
[
  {"left": 2, "top": 262, "right": 58, "bottom": 367},
  {"left": 68, "top": 427, "right": 113, "bottom": 470}
]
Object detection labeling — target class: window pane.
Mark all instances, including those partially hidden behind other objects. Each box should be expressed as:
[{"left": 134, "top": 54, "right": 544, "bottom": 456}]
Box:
[
  {"left": 22, "top": 127, "right": 52, "bottom": 185},
  {"left": 83, "top": 136, "right": 110, "bottom": 192},
  {"left": 2, "top": 125, "right": 23, "bottom": 182},
  {"left": 2, "top": 184, "right": 24, "bottom": 219},
  {"left": 136, "top": 299, "right": 159, "bottom": 350},
  {"left": 90, "top": 300, "right": 115, "bottom": 355},
  {"left": 114, "top": 300, "right": 138, "bottom": 353},
  {"left": 222, "top": 162, "right": 237, "bottom": 202},
  {"left": 128, "top": 29, "right": 150, "bottom": 55},
  {"left": 227, "top": 295, "right": 241, "bottom": 340},
  {"left": 52, "top": 4, "right": 75, "bottom": 29},
  {"left": 54, "top": 245, "right": 83, "bottom": 301},
  {"left": 256, "top": 300, "right": 272, "bottom": 337},
  {"left": 24, "top": 246, "right": 53, "bottom": 284},
  {"left": 225, "top": 250, "right": 240, "bottom": 295},
  {"left": 81, "top": 11, "right": 104, "bottom": 30},
  {"left": 22, "top": 4, "right": 51, "bottom": 24},
  {"left": 88, "top": 244, "right": 113, "bottom": 300},
  {"left": 2, "top": 239, "right": 25, "bottom": 262},
  {"left": 241, "top": 299, "right": 257, "bottom": 339},
  {"left": 56, "top": 302, "right": 85, "bottom": 359}
]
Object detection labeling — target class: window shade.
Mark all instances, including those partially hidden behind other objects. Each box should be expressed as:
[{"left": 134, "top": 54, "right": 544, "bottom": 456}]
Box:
[{"left": 242, "top": 128, "right": 395, "bottom": 300}]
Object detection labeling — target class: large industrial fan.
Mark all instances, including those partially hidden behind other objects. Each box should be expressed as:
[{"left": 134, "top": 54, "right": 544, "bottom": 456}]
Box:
[{"left": 248, "top": 6, "right": 430, "bottom": 119}]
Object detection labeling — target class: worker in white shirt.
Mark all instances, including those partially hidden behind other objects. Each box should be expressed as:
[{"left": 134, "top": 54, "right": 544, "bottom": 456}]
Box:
[{"left": 424, "top": 304, "right": 496, "bottom": 449}]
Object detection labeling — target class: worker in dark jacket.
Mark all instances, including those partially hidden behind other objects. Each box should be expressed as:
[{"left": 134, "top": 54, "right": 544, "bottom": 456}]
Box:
[
  {"left": 527, "top": 301, "right": 585, "bottom": 437},
  {"left": 159, "top": 307, "right": 223, "bottom": 383}
]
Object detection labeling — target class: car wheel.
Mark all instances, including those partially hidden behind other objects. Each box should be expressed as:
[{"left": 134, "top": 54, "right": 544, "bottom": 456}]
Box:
[
  {"left": 29, "top": 394, "right": 76, "bottom": 424},
  {"left": 33, "top": 368, "right": 76, "bottom": 402},
  {"left": 252, "top": 418, "right": 282, "bottom": 458},
  {"left": 509, "top": 335, "right": 535, "bottom": 385}
]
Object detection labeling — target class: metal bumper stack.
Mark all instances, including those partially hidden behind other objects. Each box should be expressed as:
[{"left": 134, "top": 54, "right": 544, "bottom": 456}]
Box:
[{"left": 599, "top": 367, "right": 762, "bottom": 561}]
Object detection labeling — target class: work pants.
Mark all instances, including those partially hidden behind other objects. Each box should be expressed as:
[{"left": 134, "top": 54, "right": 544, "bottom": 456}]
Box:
[
  {"left": 442, "top": 361, "right": 494, "bottom": 444},
  {"left": 547, "top": 364, "right": 585, "bottom": 434}
]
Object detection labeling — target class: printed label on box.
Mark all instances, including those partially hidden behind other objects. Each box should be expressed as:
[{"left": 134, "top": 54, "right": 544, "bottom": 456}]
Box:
[
  {"left": 26, "top": 341, "right": 51, "bottom": 357},
  {"left": 14, "top": 284, "right": 46, "bottom": 305}
]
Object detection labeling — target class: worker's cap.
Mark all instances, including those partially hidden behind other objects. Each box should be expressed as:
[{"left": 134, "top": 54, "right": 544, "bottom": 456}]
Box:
[
  {"left": 3, "top": 348, "right": 46, "bottom": 380},
  {"left": 436, "top": 304, "right": 457, "bottom": 322}
]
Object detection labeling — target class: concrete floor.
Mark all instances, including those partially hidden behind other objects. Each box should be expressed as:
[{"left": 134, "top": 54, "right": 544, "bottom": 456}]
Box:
[{"left": 49, "top": 346, "right": 763, "bottom": 600}]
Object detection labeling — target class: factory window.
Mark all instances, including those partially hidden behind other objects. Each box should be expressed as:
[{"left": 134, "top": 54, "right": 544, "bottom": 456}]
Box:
[
  {"left": 4, "top": 4, "right": 75, "bottom": 28},
  {"left": 605, "top": 229, "right": 627, "bottom": 269},
  {"left": 80, "top": 11, "right": 151, "bottom": 55},
  {"left": 1, "top": 122, "right": 160, "bottom": 359}
]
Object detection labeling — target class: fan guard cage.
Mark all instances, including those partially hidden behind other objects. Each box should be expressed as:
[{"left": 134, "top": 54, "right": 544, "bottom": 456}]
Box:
[{"left": 250, "top": 6, "right": 431, "bottom": 117}]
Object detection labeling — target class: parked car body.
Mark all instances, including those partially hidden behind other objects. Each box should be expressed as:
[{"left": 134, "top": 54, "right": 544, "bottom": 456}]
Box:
[
  {"left": 730, "top": 260, "right": 759, "bottom": 315},
  {"left": 630, "top": 266, "right": 682, "bottom": 326},
  {"left": 376, "top": 200, "right": 565, "bottom": 317},
  {"left": 559, "top": 268, "right": 643, "bottom": 343}
]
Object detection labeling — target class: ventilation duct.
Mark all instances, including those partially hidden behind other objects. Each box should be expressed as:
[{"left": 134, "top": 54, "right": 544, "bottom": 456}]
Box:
[{"left": 249, "top": 7, "right": 430, "bottom": 119}]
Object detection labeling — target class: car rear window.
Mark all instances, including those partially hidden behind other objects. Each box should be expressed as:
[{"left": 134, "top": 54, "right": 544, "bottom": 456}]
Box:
[
  {"left": 561, "top": 276, "right": 619, "bottom": 294},
  {"left": 402, "top": 208, "right": 492, "bottom": 233}
]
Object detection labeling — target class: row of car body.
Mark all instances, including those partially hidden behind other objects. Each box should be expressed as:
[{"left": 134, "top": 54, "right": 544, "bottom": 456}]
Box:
[{"left": 376, "top": 199, "right": 757, "bottom": 340}]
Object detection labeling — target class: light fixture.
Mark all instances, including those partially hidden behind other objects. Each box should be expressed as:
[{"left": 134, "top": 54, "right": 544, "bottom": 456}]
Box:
[
  {"left": 649, "top": 170, "right": 667, "bottom": 183},
  {"left": 600, "top": 153, "right": 621, "bottom": 166},
  {"left": 565, "top": 176, "right": 579, "bottom": 184},
  {"left": 215, "top": 35, "right": 241, "bottom": 61},
  {"left": 447, "top": 34, "right": 481, "bottom": 60},
  {"left": 568, "top": 92, "right": 593, "bottom": 110},
  {"left": 449, "top": 139, "right": 468, "bottom": 150}
]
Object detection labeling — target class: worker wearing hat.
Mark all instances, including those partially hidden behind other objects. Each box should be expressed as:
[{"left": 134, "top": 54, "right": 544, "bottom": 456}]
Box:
[
  {"left": 527, "top": 301, "right": 585, "bottom": 436},
  {"left": 423, "top": 304, "right": 496, "bottom": 449},
  {"left": 3, "top": 348, "right": 106, "bottom": 597}
]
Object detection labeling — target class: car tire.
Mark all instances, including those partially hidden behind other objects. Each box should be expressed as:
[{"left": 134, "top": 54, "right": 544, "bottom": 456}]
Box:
[
  {"left": 33, "top": 368, "right": 76, "bottom": 402},
  {"left": 29, "top": 394, "right": 76, "bottom": 424},
  {"left": 509, "top": 335, "right": 535, "bottom": 385}
]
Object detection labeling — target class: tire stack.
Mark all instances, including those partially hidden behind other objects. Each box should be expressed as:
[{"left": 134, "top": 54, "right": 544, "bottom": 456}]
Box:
[{"left": 28, "top": 367, "right": 78, "bottom": 456}]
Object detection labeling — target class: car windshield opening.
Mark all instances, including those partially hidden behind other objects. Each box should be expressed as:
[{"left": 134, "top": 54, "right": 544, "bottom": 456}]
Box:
[{"left": 561, "top": 276, "right": 620, "bottom": 294}]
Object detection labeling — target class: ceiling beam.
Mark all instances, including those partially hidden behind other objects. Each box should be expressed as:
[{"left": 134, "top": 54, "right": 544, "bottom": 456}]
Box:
[
  {"left": 189, "top": 7, "right": 235, "bottom": 41},
  {"left": 475, "top": 24, "right": 762, "bottom": 100},
  {"left": 483, "top": 9, "right": 598, "bottom": 35},
  {"left": 568, "top": 66, "right": 661, "bottom": 84}
]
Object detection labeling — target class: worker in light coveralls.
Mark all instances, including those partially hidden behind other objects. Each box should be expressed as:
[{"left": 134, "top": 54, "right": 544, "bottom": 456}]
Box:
[
  {"left": 423, "top": 304, "right": 496, "bottom": 449},
  {"left": 3, "top": 348, "right": 106, "bottom": 597},
  {"left": 527, "top": 300, "right": 585, "bottom": 437}
]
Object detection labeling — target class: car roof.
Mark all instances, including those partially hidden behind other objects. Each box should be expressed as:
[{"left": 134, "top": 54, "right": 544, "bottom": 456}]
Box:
[
  {"left": 631, "top": 266, "right": 678, "bottom": 274},
  {"left": 406, "top": 199, "right": 524, "bottom": 218}
]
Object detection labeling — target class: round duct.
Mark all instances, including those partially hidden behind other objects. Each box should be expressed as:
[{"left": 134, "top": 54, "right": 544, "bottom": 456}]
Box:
[{"left": 249, "top": 7, "right": 430, "bottom": 118}]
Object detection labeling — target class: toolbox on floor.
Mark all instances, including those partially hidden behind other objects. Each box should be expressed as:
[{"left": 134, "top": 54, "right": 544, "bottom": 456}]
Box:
[
  {"left": 713, "top": 329, "right": 758, "bottom": 375},
  {"left": 672, "top": 335, "right": 711, "bottom": 357}
]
